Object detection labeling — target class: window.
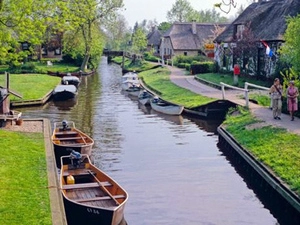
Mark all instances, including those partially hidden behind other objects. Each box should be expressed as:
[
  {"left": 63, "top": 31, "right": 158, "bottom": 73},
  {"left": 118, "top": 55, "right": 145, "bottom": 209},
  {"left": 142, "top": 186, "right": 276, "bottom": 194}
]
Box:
[
  {"left": 184, "top": 52, "right": 187, "bottom": 56},
  {"left": 236, "top": 24, "right": 244, "bottom": 40}
]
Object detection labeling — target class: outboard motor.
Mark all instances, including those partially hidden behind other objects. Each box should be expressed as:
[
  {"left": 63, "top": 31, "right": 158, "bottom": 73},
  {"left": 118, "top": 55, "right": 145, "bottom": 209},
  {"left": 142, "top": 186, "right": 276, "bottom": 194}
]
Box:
[
  {"left": 62, "top": 120, "right": 68, "bottom": 130},
  {"left": 70, "top": 150, "right": 82, "bottom": 168}
]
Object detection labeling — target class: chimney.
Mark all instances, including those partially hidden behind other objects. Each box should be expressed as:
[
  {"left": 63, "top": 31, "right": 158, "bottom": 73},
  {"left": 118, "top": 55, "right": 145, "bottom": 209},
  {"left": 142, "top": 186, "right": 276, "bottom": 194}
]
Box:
[{"left": 192, "top": 20, "right": 197, "bottom": 35}]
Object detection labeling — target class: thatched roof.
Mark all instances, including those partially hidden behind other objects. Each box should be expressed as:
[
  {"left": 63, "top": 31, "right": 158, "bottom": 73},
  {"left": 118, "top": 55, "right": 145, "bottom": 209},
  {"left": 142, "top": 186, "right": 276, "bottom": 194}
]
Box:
[
  {"left": 163, "top": 22, "right": 229, "bottom": 50},
  {"left": 147, "top": 27, "right": 162, "bottom": 46},
  {"left": 215, "top": 0, "right": 300, "bottom": 43}
]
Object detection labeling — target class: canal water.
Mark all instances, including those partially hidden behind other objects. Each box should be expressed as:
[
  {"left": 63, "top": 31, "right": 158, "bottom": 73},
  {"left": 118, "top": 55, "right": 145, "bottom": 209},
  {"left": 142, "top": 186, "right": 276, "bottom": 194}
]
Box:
[{"left": 20, "top": 57, "right": 279, "bottom": 225}]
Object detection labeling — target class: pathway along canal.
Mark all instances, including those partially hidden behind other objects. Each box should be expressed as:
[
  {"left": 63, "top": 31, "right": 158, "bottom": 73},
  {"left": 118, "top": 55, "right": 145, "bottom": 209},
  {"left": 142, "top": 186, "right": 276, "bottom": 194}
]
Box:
[{"left": 19, "top": 57, "right": 282, "bottom": 225}]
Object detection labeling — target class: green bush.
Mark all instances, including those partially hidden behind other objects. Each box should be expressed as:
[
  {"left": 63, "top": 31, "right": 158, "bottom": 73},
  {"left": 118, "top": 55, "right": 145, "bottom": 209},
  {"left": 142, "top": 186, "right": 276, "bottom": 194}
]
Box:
[
  {"left": 190, "top": 61, "right": 214, "bottom": 74},
  {"left": 144, "top": 52, "right": 160, "bottom": 62}
]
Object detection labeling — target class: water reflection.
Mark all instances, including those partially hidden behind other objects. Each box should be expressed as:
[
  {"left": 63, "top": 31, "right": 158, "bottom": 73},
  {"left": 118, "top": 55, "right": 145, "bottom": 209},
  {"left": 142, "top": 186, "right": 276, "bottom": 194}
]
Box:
[{"left": 17, "top": 57, "right": 279, "bottom": 225}]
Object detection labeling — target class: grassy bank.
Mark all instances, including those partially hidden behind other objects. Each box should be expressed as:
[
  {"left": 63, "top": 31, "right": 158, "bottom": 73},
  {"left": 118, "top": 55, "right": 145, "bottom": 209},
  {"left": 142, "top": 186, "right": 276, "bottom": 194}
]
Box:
[
  {"left": 223, "top": 108, "right": 300, "bottom": 196},
  {"left": 0, "top": 74, "right": 60, "bottom": 101},
  {"left": 0, "top": 130, "right": 52, "bottom": 224},
  {"left": 139, "top": 67, "right": 215, "bottom": 108}
]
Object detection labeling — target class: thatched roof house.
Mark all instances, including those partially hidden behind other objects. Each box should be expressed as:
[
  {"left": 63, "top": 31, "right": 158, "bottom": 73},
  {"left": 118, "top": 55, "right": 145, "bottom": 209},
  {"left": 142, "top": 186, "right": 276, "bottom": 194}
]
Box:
[
  {"left": 147, "top": 27, "right": 162, "bottom": 55},
  {"left": 161, "top": 22, "right": 229, "bottom": 58},
  {"left": 214, "top": 0, "right": 300, "bottom": 77},
  {"left": 215, "top": 0, "right": 300, "bottom": 43}
]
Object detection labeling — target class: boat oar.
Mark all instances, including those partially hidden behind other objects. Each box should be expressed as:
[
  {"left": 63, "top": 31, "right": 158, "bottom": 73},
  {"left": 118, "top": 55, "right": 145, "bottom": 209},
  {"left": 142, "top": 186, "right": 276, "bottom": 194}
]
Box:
[{"left": 87, "top": 170, "right": 120, "bottom": 205}]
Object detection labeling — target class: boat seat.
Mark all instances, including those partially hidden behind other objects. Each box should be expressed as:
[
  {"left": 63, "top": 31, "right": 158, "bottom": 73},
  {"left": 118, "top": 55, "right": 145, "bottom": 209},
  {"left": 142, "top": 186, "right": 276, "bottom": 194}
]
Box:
[
  {"left": 59, "top": 128, "right": 72, "bottom": 131},
  {"left": 63, "top": 170, "right": 96, "bottom": 176},
  {"left": 55, "top": 131, "right": 78, "bottom": 135},
  {"left": 75, "top": 195, "right": 126, "bottom": 203},
  {"left": 62, "top": 181, "right": 112, "bottom": 190},
  {"left": 54, "top": 137, "right": 86, "bottom": 141}
]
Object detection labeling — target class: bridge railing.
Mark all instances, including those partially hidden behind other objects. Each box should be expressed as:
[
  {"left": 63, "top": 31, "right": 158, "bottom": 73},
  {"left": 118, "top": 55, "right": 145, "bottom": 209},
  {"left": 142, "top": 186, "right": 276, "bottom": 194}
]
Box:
[
  {"left": 220, "top": 81, "right": 270, "bottom": 108},
  {"left": 220, "top": 82, "right": 249, "bottom": 108}
]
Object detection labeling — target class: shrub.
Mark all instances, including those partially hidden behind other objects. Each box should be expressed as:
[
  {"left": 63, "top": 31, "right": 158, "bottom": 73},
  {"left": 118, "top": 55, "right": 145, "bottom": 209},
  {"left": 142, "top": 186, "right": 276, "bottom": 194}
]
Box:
[{"left": 190, "top": 61, "right": 214, "bottom": 74}]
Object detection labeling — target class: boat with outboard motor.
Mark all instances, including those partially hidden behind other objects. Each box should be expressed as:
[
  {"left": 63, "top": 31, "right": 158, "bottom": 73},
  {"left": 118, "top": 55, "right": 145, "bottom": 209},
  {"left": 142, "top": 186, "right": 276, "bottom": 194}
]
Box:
[
  {"left": 150, "top": 96, "right": 184, "bottom": 115},
  {"left": 51, "top": 120, "right": 94, "bottom": 168},
  {"left": 60, "top": 152, "right": 128, "bottom": 225}
]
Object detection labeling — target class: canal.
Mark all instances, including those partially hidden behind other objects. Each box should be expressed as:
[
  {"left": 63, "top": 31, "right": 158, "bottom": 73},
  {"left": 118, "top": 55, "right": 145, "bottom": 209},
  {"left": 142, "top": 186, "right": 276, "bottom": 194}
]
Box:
[{"left": 20, "top": 57, "right": 279, "bottom": 224}]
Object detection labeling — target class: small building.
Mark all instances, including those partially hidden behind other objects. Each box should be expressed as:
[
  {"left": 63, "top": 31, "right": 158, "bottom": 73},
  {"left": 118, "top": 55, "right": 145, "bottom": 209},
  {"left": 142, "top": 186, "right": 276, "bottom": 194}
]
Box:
[
  {"left": 147, "top": 26, "right": 162, "bottom": 56},
  {"left": 214, "top": 0, "right": 300, "bottom": 77},
  {"left": 160, "top": 21, "right": 229, "bottom": 59}
]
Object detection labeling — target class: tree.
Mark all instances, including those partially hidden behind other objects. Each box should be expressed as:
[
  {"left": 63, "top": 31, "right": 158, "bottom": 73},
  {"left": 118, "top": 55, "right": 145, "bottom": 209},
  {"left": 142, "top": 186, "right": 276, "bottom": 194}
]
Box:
[
  {"left": 187, "top": 8, "right": 228, "bottom": 23},
  {"left": 104, "top": 14, "right": 131, "bottom": 51},
  {"left": 64, "top": 0, "right": 124, "bottom": 71},
  {"left": 0, "top": 0, "right": 56, "bottom": 65},
  {"left": 131, "top": 27, "right": 147, "bottom": 54},
  {"left": 167, "top": 0, "right": 194, "bottom": 22},
  {"left": 279, "top": 15, "right": 300, "bottom": 74}
]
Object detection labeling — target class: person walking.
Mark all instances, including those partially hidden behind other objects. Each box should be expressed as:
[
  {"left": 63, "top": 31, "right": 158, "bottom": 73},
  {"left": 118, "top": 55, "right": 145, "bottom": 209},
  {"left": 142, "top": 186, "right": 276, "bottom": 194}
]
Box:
[
  {"left": 286, "top": 80, "right": 299, "bottom": 121},
  {"left": 269, "top": 78, "right": 283, "bottom": 120}
]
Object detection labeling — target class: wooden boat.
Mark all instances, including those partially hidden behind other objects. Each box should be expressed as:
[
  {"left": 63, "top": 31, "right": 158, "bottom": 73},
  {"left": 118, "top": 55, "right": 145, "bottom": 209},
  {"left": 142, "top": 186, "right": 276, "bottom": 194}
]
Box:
[
  {"left": 60, "top": 153, "right": 128, "bottom": 225},
  {"left": 150, "top": 96, "right": 184, "bottom": 115},
  {"left": 52, "top": 84, "right": 77, "bottom": 101},
  {"left": 61, "top": 75, "right": 81, "bottom": 87},
  {"left": 138, "top": 90, "right": 153, "bottom": 106},
  {"left": 51, "top": 120, "right": 94, "bottom": 168}
]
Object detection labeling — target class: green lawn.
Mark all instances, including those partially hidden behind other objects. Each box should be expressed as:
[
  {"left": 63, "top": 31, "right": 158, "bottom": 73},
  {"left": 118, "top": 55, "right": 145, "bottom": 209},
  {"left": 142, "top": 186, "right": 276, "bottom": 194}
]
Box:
[
  {"left": 0, "top": 74, "right": 60, "bottom": 101},
  {"left": 0, "top": 130, "right": 52, "bottom": 225},
  {"left": 223, "top": 108, "right": 300, "bottom": 196},
  {"left": 139, "top": 67, "right": 215, "bottom": 108}
]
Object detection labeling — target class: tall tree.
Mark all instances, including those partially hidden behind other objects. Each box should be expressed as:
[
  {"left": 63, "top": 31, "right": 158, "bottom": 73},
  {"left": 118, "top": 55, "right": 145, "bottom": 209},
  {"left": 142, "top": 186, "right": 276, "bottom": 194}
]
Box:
[
  {"left": 64, "top": 0, "right": 124, "bottom": 71},
  {"left": 279, "top": 15, "right": 300, "bottom": 74},
  {"left": 131, "top": 27, "right": 147, "bottom": 54},
  {"left": 166, "top": 0, "right": 194, "bottom": 22},
  {"left": 187, "top": 8, "right": 228, "bottom": 23}
]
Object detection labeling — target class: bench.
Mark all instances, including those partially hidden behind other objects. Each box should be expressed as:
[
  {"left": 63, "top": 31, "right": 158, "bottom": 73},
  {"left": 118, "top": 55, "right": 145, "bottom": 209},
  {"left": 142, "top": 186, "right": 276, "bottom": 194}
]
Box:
[
  {"left": 62, "top": 181, "right": 112, "bottom": 190},
  {"left": 54, "top": 137, "right": 85, "bottom": 141},
  {"left": 63, "top": 170, "right": 96, "bottom": 177},
  {"left": 55, "top": 131, "right": 78, "bottom": 135},
  {"left": 75, "top": 194, "right": 126, "bottom": 203}
]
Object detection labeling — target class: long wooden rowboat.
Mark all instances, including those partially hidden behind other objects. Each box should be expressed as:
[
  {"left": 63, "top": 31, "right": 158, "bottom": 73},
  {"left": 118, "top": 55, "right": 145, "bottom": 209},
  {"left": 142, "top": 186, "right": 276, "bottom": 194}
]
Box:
[
  {"left": 150, "top": 96, "right": 184, "bottom": 116},
  {"left": 60, "top": 154, "right": 128, "bottom": 225},
  {"left": 51, "top": 120, "right": 94, "bottom": 168}
]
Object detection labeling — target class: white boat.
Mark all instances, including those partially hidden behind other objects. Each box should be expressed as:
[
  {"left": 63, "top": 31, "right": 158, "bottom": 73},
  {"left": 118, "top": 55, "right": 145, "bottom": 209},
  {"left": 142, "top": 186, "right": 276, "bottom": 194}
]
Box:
[
  {"left": 52, "top": 84, "right": 77, "bottom": 101},
  {"left": 125, "top": 85, "right": 142, "bottom": 97},
  {"left": 138, "top": 90, "right": 153, "bottom": 105},
  {"left": 150, "top": 96, "right": 184, "bottom": 115},
  {"left": 121, "top": 72, "right": 140, "bottom": 91},
  {"left": 62, "top": 75, "right": 80, "bottom": 87}
]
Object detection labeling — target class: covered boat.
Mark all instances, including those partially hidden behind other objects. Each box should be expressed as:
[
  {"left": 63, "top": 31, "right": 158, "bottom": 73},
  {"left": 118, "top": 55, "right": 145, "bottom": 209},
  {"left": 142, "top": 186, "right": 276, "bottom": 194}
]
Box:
[
  {"left": 52, "top": 84, "right": 77, "bottom": 101},
  {"left": 61, "top": 75, "right": 81, "bottom": 87},
  {"left": 60, "top": 153, "right": 128, "bottom": 225}
]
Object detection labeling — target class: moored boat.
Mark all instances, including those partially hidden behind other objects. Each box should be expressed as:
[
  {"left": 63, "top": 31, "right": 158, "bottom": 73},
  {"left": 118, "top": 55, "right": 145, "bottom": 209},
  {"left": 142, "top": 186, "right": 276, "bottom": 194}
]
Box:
[
  {"left": 125, "top": 85, "right": 142, "bottom": 97},
  {"left": 61, "top": 75, "right": 81, "bottom": 87},
  {"left": 60, "top": 153, "right": 128, "bottom": 225},
  {"left": 52, "top": 84, "right": 77, "bottom": 101},
  {"left": 121, "top": 72, "right": 140, "bottom": 91},
  {"left": 51, "top": 120, "right": 94, "bottom": 168},
  {"left": 150, "top": 96, "right": 184, "bottom": 115},
  {"left": 138, "top": 90, "right": 153, "bottom": 106}
]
